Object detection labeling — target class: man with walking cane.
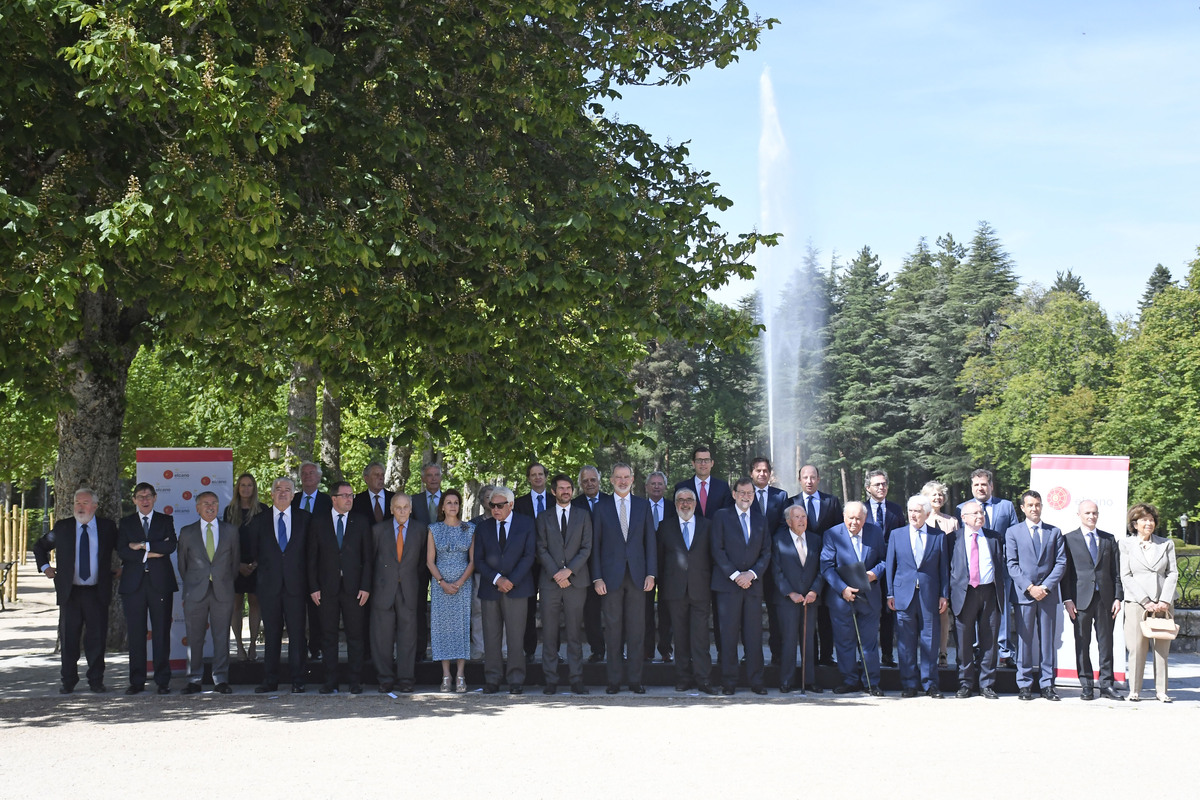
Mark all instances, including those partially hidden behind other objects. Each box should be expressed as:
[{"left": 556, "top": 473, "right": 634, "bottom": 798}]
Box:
[
  {"left": 773, "top": 505, "right": 824, "bottom": 693},
  {"left": 820, "top": 502, "right": 887, "bottom": 696}
]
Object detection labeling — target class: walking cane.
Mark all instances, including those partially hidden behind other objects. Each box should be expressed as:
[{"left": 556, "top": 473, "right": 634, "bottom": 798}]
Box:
[
  {"left": 851, "top": 596, "right": 872, "bottom": 693},
  {"left": 799, "top": 600, "right": 809, "bottom": 696}
]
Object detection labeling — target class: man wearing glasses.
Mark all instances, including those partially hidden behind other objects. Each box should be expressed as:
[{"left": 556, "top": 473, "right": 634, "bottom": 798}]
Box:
[
  {"left": 474, "top": 487, "right": 536, "bottom": 693},
  {"left": 674, "top": 447, "right": 732, "bottom": 520}
]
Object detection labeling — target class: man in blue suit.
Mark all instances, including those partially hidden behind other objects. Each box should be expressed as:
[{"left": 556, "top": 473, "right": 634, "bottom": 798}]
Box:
[
  {"left": 821, "top": 502, "right": 887, "bottom": 696},
  {"left": 864, "top": 469, "right": 903, "bottom": 666},
  {"left": 773, "top": 505, "right": 824, "bottom": 693},
  {"left": 749, "top": 457, "right": 788, "bottom": 665},
  {"left": 591, "top": 463, "right": 657, "bottom": 694},
  {"left": 674, "top": 446, "right": 733, "bottom": 520},
  {"left": 711, "top": 477, "right": 771, "bottom": 695},
  {"left": 957, "top": 468, "right": 1019, "bottom": 665},
  {"left": 1005, "top": 490, "right": 1066, "bottom": 701},
  {"left": 475, "top": 486, "right": 537, "bottom": 693},
  {"left": 886, "top": 495, "right": 950, "bottom": 698}
]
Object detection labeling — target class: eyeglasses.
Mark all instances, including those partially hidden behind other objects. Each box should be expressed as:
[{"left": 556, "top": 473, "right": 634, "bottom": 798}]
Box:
[
  {"left": 693, "top": 457, "right": 713, "bottom": 464},
  {"left": 489, "top": 501, "right": 510, "bottom": 509},
  {"left": 332, "top": 493, "right": 354, "bottom": 499}
]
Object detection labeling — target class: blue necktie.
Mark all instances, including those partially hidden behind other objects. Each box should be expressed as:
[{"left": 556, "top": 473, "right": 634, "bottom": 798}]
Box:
[
  {"left": 875, "top": 503, "right": 885, "bottom": 530},
  {"left": 277, "top": 514, "right": 287, "bottom": 551},
  {"left": 536, "top": 494, "right": 545, "bottom": 516},
  {"left": 1087, "top": 531, "right": 1098, "bottom": 563},
  {"left": 336, "top": 514, "right": 345, "bottom": 549},
  {"left": 682, "top": 521, "right": 691, "bottom": 550},
  {"left": 653, "top": 502, "right": 662, "bottom": 529},
  {"left": 806, "top": 495, "right": 816, "bottom": 526},
  {"left": 142, "top": 515, "right": 150, "bottom": 536},
  {"left": 78, "top": 522, "right": 91, "bottom": 581},
  {"left": 740, "top": 512, "right": 750, "bottom": 543}
]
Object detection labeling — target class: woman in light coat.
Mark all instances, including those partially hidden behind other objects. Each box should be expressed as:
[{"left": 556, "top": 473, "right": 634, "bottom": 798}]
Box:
[{"left": 1119, "top": 503, "right": 1178, "bottom": 702}]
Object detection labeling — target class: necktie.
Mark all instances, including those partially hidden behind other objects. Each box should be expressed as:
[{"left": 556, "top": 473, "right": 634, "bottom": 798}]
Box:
[
  {"left": 79, "top": 522, "right": 91, "bottom": 581},
  {"left": 968, "top": 531, "right": 981, "bottom": 587},
  {"left": 498, "top": 520, "right": 507, "bottom": 549},
  {"left": 536, "top": 494, "right": 545, "bottom": 516},
  {"left": 589, "top": 496, "right": 597, "bottom": 512},
  {"left": 653, "top": 502, "right": 661, "bottom": 529},
  {"left": 912, "top": 528, "right": 925, "bottom": 564},
  {"left": 1087, "top": 531, "right": 1098, "bottom": 563},
  {"left": 205, "top": 521, "right": 216, "bottom": 560},
  {"left": 373, "top": 495, "right": 383, "bottom": 523},
  {"left": 619, "top": 497, "right": 629, "bottom": 540},
  {"left": 875, "top": 503, "right": 885, "bottom": 530},
  {"left": 561, "top": 509, "right": 568, "bottom": 539},
  {"left": 277, "top": 514, "right": 287, "bottom": 551},
  {"left": 740, "top": 512, "right": 750, "bottom": 543},
  {"left": 1031, "top": 525, "right": 1041, "bottom": 554},
  {"left": 757, "top": 489, "right": 766, "bottom": 515},
  {"left": 336, "top": 514, "right": 345, "bottom": 548},
  {"left": 699, "top": 480, "right": 708, "bottom": 515},
  {"left": 806, "top": 495, "right": 816, "bottom": 526},
  {"left": 984, "top": 502, "right": 992, "bottom": 528},
  {"left": 797, "top": 534, "right": 807, "bottom": 566},
  {"left": 851, "top": 534, "right": 862, "bottom": 560},
  {"left": 396, "top": 523, "right": 404, "bottom": 564},
  {"left": 428, "top": 493, "right": 436, "bottom": 520},
  {"left": 682, "top": 521, "right": 691, "bottom": 550},
  {"left": 303, "top": 495, "right": 312, "bottom": 512},
  {"left": 142, "top": 515, "right": 150, "bottom": 535}
]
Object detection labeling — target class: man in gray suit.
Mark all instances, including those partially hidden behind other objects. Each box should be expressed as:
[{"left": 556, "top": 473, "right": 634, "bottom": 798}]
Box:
[
  {"left": 177, "top": 491, "right": 240, "bottom": 694},
  {"left": 1006, "top": 490, "right": 1067, "bottom": 701},
  {"left": 536, "top": 474, "right": 592, "bottom": 695},
  {"left": 371, "top": 493, "right": 426, "bottom": 693}
]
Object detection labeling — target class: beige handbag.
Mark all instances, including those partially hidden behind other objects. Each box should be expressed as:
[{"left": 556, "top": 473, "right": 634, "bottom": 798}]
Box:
[{"left": 1140, "top": 611, "right": 1179, "bottom": 641}]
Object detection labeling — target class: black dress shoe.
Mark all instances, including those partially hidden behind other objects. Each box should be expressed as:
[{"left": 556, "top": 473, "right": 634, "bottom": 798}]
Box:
[
  {"left": 867, "top": 688, "right": 885, "bottom": 697},
  {"left": 927, "top": 687, "right": 944, "bottom": 699},
  {"left": 751, "top": 686, "right": 768, "bottom": 696},
  {"left": 59, "top": 685, "right": 75, "bottom": 695},
  {"left": 1001, "top": 657, "right": 1017, "bottom": 669},
  {"left": 1018, "top": 688, "right": 1034, "bottom": 701},
  {"left": 483, "top": 684, "right": 499, "bottom": 694},
  {"left": 215, "top": 683, "right": 233, "bottom": 694},
  {"left": 605, "top": 685, "right": 620, "bottom": 695},
  {"left": 1041, "top": 687, "right": 1060, "bottom": 701},
  {"left": 291, "top": 683, "right": 306, "bottom": 694},
  {"left": 319, "top": 685, "right": 336, "bottom": 695},
  {"left": 558, "top": 656, "right": 566, "bottom": 665},
  {"left": 587, "top": 653, "right": 605, "bottom": 663},
  {"left": 675, "top": 681, "right": 693, "bottom": 692},
  {"left": 833, "top": 684, "right": 859, "bottom": 694},
  {"left": 157, "top": 686, "right": 171, "bottom": 695},
  {"left": 1099, "top": 686, "right": 1124, "bottom": 701},
  {"left": 981, "top": 687, "right": 1000, "bottom": 700},
  {"left": 182, "top": 683, "right": 203, "bottom": 695},
  {"left": 630, "top": 684, "right": 646, "bottom": 694},
  {"left": 378, "top": 682, "right": 394, "bottom": 694},
  {"left": 125, "top": 685, "right": 144, "bottom": 695},
  {"left": 1080, "top": 688, "right": 1095, "bottom": 701},
  {"left": 721, "top": 686, "right": 735, "bottom": 696},
  {"left": 901, "top": 688, "right": 919, "bottom": 698},
  {"left": 955, "top": 687, "right": 973, "bottom": 699},
  {"left": 398, "top": 682, "right": 414, "bottom": 693},
  {"left": 881, "top": 656, "right": 897, "bottom": 667},
  {"left": 697, "top": 684, "right": 718, "bottom": 695},
  {"left": 255, "top": 683, "right": 278, "bottom": 693},
  {"left": 349, "top": 684, "right": 362, "bottom": 695},
  {"left": 571, "top": 682, "right": 590, "bottom": 695},
  {"left": 509, "top": 684, "right": 524, "bottom": 695},
  {"left": 661, "top": 655, "right": 673, "bottom": 664},
  {"left": 779, "top": 683, "right": 792, "bottom": 694},
  {"left": 804, "top": 684, "right": 824, "bottom": 694},
  {"left": 543, "top": 684, "right": 558, "bottom": 695},
  {"left": 89, "top": 683, "right": 108, "bottom": 693}
]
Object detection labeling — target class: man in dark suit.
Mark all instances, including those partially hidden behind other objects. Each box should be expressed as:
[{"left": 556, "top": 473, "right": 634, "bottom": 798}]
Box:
[
  {"left": 307, "top": 480, "right": 373, "bottom": 694},
  {"left": 370, "top": 493, "right": 426, "bottom": 693},
  {"left": 949, "top": 500, "right": 1006, "bottom": 698},
  {"left": 864, "top": 468, "right": 903, "bottom": 667},
  {"left": 749, "top": 457, "right": 788, "bottom": 665},
  {"left": 591, "top": 463, "right": 657, "bottom": 694},
  {"left": 117, "top": 482, "right": 178, "bottom": 695},
  {"left": 821, "top": 502, "right": 887, "bottom": 696},
  {"left": 885, "top": 495, "right": 950, "bottom": 698},
  {"left": 408, "top": 462, "right": 444, "bottom": 663},
  {"left": 773, "top": 505, "right": 824, "bottom": 693},
  {"left": 1062, "top": 499, "right": 1123, "bottom": 700},
  {"left": 781, "top": 464, "right": 843, "bottom": 665},
  {"left": 710, "top": 477, "right": 770, "bottom": 695},
  {"left": 573, "top": 465, "right": 609, "bottom": 662},
  {"left": 475, "top": 487, "right": 537, "bottom": 693},
  {"left": 643, "top": 470, "right": 674, "bottom": 663},
  {"left": 352, "top": 461, "right": 393, "bottom": 524},
  {"left": 1005, "top": 490, "right": 1067, "bottom": 701},
  {"left": 674, "top": 446, "right": 732, "bottom": 520},
  {"left": 294, "top": 460, "right": 333, "bottom": 661},
  {"left": 657, "top": 487, "right": 715, "bottom": 694},
  {"left": 177, "top": 491, "right": 240, "bottom": 694},
  {"left": 514, "top": 461, "right": 550, "bottom": 663},
  {"left": 34, "top": 488, "right": 117, "bottom": 694},
  {"left": 536, "top": 474, "right": 592, "bottom": 695},
  {"left": 957, "top": 468, "right": 1020, "bottom": 665},
  {"left": 251, "top": 477, "right": 311, "bottom": 693}
]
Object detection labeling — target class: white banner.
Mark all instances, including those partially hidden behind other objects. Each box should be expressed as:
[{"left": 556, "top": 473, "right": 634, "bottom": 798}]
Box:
[
  {"left": 135, "top": 448, "right": 235, "bottom": 671},
  {"left": 1028, "top": 454, "right": 1129, "bottom": 684}
]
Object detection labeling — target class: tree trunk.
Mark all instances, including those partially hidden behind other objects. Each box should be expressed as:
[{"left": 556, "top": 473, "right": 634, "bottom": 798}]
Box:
[
  {"left": 285, "top": 359, "right": 319, "bottom": 469},
  {"left": 53, "top": 288, "right": 144, "bottom": 652},
  {"left": 384, "top": 434, "right": 411, "bottom": 492},
  {"left": 319, "top": 384, "right": 342, "bottom": 481}
]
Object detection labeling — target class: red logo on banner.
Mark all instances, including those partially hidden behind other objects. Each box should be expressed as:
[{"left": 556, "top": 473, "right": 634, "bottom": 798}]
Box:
[
  {"left": 163, "top": 505, "right": 174, "bottom": 515},
  {"left": 182, "top": 491, "right": 193, "bottom": 501},
  {"left": 201, "top": 476, "right": 211, "bottom": 486},
  {"left": 1046, "top": 486, "right": 1071, "bottom": 511},
  {"left": 163, "top": 470, "right": 174, "bottom": 479}
]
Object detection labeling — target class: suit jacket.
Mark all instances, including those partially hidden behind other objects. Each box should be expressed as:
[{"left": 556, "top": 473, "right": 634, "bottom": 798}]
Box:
[
  {"left": 292, "top": 491, "right": 332, "bottom": 517},
  {"left": 1118, "top": 534, "right": 1178, "bottom": 606},
  {"left": 709, "top": 505, "right": 770, "bottom": 595},
  {"left": 657, "top": 514, "right": 713, "bottom": 602},
  {"left": 536, "top": 504, "right": 592, "bottom": 588},
  {"left": 410, "top": 490, "right": 442, "bottom": 524},
  {"left": 177, "top": 518, "right": 240, "bottom": 604},
  {"left": 675, "top": 475, "right": 733, "bottom": 520},
  {"left": 590, "top": 493, "right": 657, "bottom": 587},
  {"left": 958, "top": 496, "right": 1019, "bottom": 536},
  {"left": 820, "top": 522, "right": 887, "bottom": 613},
  {"left": 475, "top": 513, "right": 537, "bottom": 599},
  {"left": 771, "top": 529, "right": 825, "bottom": 600},
  {"left": 865, "top": 499, "right": 905, "bottom": 540},
  {"left": 645, "top": 496, "right": 676, "bottom": 532},
  {"left": 117, "top": 511, "right": 179, "bottom": 595},
  {"left": 307, "top": 509, "right": 374, "bottom": 596},
  {"left": 34, "top": 517, "right": 118, "bottom": 606},
  {"left": 1062, "top": 527, "right": 1123, "bottom": 610},
  {"left": 947, "top": 527, "right": 1007, "bottom": 616},
  {"left": 514, "top": 490, "right": 552, "bottom": 521},
  {"left": 750, "top": 485, "right": 788, "bottom": 540},
  {"left": 571, "top": 492, "right": 611, "bottom": 518},
  {"left": 251, "top": 506, "right": 311, "bottom": 598},
  {"left": 885, "top": 525, "right": 949, "bottom": 611},
  {"left": 371, "top": 517, "right": 427, "bottom": 610},
  {"left": 352, "top": 489, "right": 395, "bottom": 523},
  {"left": 781, "top": 491, "right": 843, "bottom": 536},
  {"left": 1005, "top": 521, "right": 1066, "bottom": 605}
]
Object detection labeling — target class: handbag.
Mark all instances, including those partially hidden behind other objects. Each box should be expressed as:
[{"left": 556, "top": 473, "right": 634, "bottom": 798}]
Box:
[{"left": 1140, "top": 611, "right": 1179, "bottom": 641}]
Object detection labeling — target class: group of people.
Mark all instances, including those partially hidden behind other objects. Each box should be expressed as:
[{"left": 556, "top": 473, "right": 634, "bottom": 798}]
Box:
[{"left": 33, "top": 452, "right": 1179, "bottom": 702}]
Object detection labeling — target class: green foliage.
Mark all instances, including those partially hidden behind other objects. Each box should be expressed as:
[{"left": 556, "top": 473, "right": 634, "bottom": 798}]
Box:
[
  {"left": 0, "top": 383, "right": 56, "bottom": 490},
  {"left": 1138, "top": 263, "right": 1175, "bottom": 319}
]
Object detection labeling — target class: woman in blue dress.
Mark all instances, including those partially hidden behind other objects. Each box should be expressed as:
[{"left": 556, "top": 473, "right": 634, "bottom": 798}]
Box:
[{"left": 427, "top": 489, "right": 475, "bottom": 691}]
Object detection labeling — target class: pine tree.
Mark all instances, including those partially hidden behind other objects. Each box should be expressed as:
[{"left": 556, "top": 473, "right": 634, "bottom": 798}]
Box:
[{"left": 1138, "top": 263, "right": 1175, "bottom": 318}]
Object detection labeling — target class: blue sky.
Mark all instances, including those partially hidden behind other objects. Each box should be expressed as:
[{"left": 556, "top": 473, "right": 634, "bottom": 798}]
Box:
[{"left": 610, "top": 1, "right": 1200, "bottom": 318}]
